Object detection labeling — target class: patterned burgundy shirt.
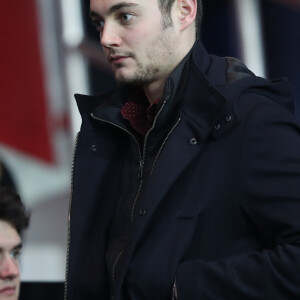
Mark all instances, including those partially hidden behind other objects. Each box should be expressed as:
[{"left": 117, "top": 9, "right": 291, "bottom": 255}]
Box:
[{"left": 121, "top": 91, "right": 160, "bottom": 136}]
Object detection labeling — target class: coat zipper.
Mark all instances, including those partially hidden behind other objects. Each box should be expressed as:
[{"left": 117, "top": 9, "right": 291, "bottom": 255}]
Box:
[
  {"left": 112, "top": 250, "right": 124, "bottom": 287},
  {"left": 90, "top": 113, "right": 143, "bottom": 290},
  {"left": 90, "top": 113, "right": 142, "bottom": 161},
  {"left": 131, "top": 115, "right": 181, "bottom": 223},
  {"left": 130, "top": 100, "right": 167, "bottom": 223},
  {"left": 64, "top": 132, "right": 80, "bottom": 300},
  {"left": 150, "top": 117, "right": 182, "bottom": 175},
  {"left": 90, "top": 100, "right": 179, "bottom": 293}
]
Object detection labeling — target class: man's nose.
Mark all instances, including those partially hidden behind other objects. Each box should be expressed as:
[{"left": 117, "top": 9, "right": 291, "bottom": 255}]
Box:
[
  {"left": 100, "top": 23, "right": 122, "bottom": 49},
  {"left": 0, "top": 256, "right": 19, "bottom": 279}
]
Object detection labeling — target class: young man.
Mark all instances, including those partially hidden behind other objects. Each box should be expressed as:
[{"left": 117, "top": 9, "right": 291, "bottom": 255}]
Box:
[
  {"left": 65, "top": 0, "right": 300, "bottom": 299},
  {"left": 0, "top": 188, "right": 30, "bottom": 300}
]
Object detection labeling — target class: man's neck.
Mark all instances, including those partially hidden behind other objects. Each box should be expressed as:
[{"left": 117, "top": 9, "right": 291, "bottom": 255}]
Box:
[
  {"left": 142, "top": 37, "right": 196, "bottom": 104},
  {"left": 142, "top": 78, "right": 167, "bottom": 104}
]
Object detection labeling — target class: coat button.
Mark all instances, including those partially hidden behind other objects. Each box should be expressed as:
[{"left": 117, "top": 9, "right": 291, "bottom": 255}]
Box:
[
  {"left": 189, "top": 138, "right": 198, "bottom": 145},
  {"left": 225, "top": 115, "right": 232, "bottom": 122},
  {"left": 139, "top": 209, "right": 147, "bottom": 216},
  {"left": 214, "top": 124, "right": 221, "bottom": 130},
  {"left": 91, "top": 145, "right": 97, "bottom": 151}
]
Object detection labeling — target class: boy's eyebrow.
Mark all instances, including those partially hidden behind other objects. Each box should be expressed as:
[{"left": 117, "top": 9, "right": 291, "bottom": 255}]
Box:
[
  {"left": 0, "top": 243, "right": 22, "bottom": 253},
  {"left": 13, "top": 243, "right": 22, "bottom": 251},
  {"left": 90, "top": 2, "right": 138, "bottom": 19}
]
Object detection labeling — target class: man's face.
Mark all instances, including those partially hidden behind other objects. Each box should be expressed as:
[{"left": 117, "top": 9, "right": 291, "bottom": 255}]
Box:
[
  {"left": 90, "top": 0, "right": 181, "bottom": 86},
  {"left": 0, "top": 221, "right": 21, "bottom": 300}
]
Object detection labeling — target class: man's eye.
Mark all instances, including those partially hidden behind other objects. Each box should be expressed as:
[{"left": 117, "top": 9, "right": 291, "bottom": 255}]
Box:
[
  {"left": 120, "top": 13, "right": 133, "bottom": 23},
  {"left": 10, "top": 249, "right": 21, "bottom": 260},
  {"left": 94, "top": 20, "right": 104, "bottom": 32}
]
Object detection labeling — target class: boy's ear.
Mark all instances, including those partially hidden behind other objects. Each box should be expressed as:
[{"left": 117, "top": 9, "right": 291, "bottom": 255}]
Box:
[{"left": 176, "top": 0, "right": 197, "bottom": 31}]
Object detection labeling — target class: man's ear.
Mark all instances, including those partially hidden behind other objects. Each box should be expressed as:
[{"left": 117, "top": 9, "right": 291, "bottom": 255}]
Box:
[{"left": 176, "top": 0, "right": 197, "bottom": 31}]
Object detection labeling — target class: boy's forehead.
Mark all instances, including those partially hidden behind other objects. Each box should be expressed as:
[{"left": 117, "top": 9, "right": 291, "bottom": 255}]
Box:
[{"left": 0, "top": 220, "right": 20, "bottom": 250}]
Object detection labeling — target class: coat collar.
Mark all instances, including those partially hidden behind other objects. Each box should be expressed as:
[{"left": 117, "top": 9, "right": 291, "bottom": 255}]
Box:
[{"left": 75, "top": 39, "right": 228, "bottom": 125}]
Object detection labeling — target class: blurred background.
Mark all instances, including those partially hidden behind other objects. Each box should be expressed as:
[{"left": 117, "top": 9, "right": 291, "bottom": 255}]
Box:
[{"left": 0, "top": 0, "right": 299, "bottom": 298}]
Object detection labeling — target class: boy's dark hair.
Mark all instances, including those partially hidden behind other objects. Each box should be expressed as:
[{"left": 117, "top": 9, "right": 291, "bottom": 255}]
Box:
[
  {"left": 0, "top": 187, "right": 30, "bottom": 236},
  {"left": 0, "top": 161, "right": 17, "bottom": 192},
  {"left": 158, "top": 0, "right": 203, "bottom": 34}
]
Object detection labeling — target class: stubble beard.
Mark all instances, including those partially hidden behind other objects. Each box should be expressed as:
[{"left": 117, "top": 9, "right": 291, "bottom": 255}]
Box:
[
  {"left": 116, "top": 60, "right": 160, "bottom": 86},
  {"left": 115, "top": 25, "right": 176, "bottom": 87}
]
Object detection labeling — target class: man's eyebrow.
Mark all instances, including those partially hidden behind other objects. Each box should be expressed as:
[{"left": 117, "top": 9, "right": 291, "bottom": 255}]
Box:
[
  {"left": 90, "top": 11, "right": 101, "bottom": 21},
  {"left": 90, "top": 2, "right": 138, "bottom": 19},
  {"left": 13, "top": 243, "right": 22, "bottom": 251}
]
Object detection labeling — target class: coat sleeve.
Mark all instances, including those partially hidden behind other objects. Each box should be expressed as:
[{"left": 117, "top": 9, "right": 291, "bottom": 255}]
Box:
[{"left": 175, "top": 99, "right": 300, "bottom": 299}]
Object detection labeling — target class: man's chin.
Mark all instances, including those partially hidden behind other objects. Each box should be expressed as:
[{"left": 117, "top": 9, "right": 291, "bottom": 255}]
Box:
[
  {"left": 115, "top": 70, "right": 134, "bottom": 83},
  {"left": 115, "top": 72, "right": 149, "bottom": 87}
]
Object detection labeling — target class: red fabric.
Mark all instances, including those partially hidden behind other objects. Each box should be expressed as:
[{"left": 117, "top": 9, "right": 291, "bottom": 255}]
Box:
[
  {"left": 0, "top": 1, "right": 54, "bottom": 162},
  {"left": 121, "top": 92, "right": 160, "bottom": 136}
]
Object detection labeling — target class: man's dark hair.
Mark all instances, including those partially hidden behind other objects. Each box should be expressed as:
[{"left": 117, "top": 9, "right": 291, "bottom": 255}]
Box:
[
  {"left": 0, "top": 187, "right": 30, "bottom": 236},
  {"left": 158, "top": 0, "right": 203, "bottom": 34}
]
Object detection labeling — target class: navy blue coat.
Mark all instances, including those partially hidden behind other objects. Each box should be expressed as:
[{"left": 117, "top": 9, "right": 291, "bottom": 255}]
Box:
[{"left": 65, "top": 41, "right": 300, "bottom": 299}]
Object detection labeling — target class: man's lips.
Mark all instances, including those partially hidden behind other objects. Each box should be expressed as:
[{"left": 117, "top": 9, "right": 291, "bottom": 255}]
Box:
[
  {"left": 0, "top": 286, "right": 16, "bottom": 295},
  {"left": 109, "top": 55, "right": 130, "bottom": 64}
]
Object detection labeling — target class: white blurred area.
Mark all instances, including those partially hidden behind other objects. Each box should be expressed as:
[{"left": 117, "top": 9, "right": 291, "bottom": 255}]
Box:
[
  {"left": 0, "top": 0, "right": 88, "bottom": 281},
  {"left": 233, "top": 0, "right": 266, "bottom": 78},
  {"left": 21, "top": 0, "right": 87, "bottom": 281}
]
